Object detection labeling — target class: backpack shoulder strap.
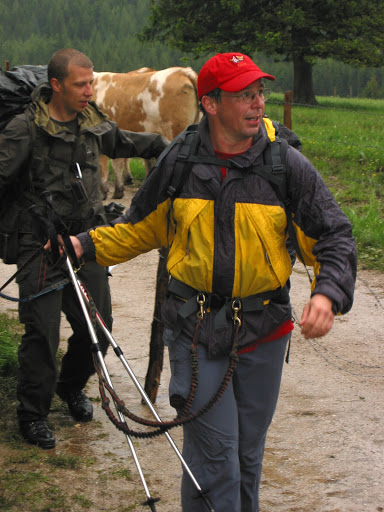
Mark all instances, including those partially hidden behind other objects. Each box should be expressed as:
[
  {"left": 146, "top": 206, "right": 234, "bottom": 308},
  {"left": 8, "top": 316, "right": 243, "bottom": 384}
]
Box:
[
  {"left": 263, "top": 136, "right": 289, "bottom": 202},
  {"left": 167, "top": 123, "right": 200, "bottom": 199},
  {"left": 25, "top": 103, "right": 37, "bottom": 143},
  {"left": 261, "top": 135, "right": 305, "bottom": 264},
  {"left": 22, "top": 104, "right": 38, "bottom": 192}
]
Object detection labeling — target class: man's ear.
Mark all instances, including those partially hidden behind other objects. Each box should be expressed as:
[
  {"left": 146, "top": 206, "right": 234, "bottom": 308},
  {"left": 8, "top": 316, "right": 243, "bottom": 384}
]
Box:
[
  {"left": 50, "top": 77, "right": 61, "bottom": 93},
  {"left": 201, "top": 95, "right": 218, "bottom": 115}
]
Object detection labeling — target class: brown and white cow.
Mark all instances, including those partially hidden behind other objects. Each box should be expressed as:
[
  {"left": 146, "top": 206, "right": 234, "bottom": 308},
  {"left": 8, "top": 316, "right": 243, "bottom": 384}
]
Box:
[{"left": 92, "top": 66, "right": 200, "bottom": 199}]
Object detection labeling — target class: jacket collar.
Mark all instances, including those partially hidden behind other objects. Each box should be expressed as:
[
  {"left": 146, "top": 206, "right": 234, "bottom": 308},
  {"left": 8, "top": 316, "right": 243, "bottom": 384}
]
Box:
[{"left": 31, "top": 83, "right": 109, "bottom": 135}]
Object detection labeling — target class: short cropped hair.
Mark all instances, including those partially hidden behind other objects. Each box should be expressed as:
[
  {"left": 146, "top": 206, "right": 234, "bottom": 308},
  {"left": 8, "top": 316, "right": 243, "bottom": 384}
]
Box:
[{"left": 47, "top": 48, "right": 93, "bottom": 83}]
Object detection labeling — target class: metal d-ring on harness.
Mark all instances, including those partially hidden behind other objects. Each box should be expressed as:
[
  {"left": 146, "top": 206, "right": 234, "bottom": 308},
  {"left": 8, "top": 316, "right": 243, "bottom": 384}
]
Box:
[
  {"left": 174, "top": 293, "right": 242, "bottom": 422},
  {"left": 232, "top": 298, "right": 242, "bottom": 327},
  {"left": 197, "top": 292, "right": 206, "bottom": 319},
  {"left": 198, "top": 293, "right": 243, "bottom": 327}
]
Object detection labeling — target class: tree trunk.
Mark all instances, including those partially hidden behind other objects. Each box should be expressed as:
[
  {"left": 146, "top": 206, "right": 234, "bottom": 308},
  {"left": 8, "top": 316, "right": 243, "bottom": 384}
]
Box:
[
  {"left": 293, "top": 56, "right": 317, "bottom": 105},
  {"left": 143, "top": 247, "right": 169, "bottom": 403}
]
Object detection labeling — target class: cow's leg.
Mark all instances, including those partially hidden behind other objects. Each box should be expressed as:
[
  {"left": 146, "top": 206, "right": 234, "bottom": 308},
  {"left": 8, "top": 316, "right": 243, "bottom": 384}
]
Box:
[
  {"left": 123, "top": 159, "right": 133, "bottom": 185},
  {"left": 111, "top": 158, "right": 126, "bottom": 199},
  {"left": 144, "top": 247, "right": 169, "bottom": 404},
  {"left": 144, "top": 158, "right": 152, "bottom": 177},
  {"left": 99, "top": 155, "right": 110, "bottom": 200}
]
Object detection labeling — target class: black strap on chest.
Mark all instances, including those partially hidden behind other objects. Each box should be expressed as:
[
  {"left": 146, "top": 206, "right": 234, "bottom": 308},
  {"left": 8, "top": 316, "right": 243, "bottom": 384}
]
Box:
[
  {"left": 166, "top": 125, "right": 200, "bottom": 199},
  {"left": 251, "top": 136, "right": 305, "bottom": 264}
]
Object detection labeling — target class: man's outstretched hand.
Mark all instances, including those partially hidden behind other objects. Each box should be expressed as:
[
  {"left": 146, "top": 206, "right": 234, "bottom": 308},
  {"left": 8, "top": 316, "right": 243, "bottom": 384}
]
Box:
[
  {"left": 44, "top": 235, "right": 84, "bottom": 260},
  {"left": 299, "top": 294, "right": 334, "bottom": 339}
]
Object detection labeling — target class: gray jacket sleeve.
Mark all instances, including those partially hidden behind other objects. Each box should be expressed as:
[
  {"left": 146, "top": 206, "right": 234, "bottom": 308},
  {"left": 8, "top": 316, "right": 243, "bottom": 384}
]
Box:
[
  {"left": 100, "top": 122, "right": 169, "bottom": 160},
  {"left": 286, "top": 146, "right": 357, "bottom": 314}
]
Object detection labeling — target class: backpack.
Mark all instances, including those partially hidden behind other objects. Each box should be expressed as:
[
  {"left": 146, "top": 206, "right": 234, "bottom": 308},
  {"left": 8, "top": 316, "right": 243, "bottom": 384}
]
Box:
[
  {"left": 0, "top": 64, "right": 48, "bottom": 130},
  {"left": 0, "top": 65, "right": 48, "bottom": 264},
  {"left": 166, "top": 119, "right": 304, "bottom": 264}
]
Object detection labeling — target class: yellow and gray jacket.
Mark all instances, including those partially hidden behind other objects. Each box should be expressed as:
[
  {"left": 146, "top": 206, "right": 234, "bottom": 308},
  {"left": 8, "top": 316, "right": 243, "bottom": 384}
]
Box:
[{"left": 80, "top": 116, "right": 357, "bottom": 355}]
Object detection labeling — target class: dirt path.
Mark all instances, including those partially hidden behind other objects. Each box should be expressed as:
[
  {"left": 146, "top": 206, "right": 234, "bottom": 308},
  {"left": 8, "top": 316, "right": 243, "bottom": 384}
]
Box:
[{"left": 1, "top": 185, "right": 383, "bottom": 512}]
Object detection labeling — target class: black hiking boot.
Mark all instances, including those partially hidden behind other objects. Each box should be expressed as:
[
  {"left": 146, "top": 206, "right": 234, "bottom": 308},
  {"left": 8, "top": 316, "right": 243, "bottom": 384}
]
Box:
[
  {"left": 19, "top": 420, "right": 56, "bottom": 450},
  {"left": 57, "top": 389, "right": 93, "bottom": 422}
]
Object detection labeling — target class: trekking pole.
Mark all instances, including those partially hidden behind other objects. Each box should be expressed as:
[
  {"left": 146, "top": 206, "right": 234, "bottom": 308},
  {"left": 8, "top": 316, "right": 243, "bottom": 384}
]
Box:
[
  {"left": 64, "top": 256, "right": 160, "bottom": 511},
  {"left": 76, "top": 271, "right": 215, "bottom": 512}
]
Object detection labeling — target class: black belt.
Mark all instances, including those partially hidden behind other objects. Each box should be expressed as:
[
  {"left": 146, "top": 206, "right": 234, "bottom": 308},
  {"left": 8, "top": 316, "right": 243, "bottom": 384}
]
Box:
[{"left": 168, "top": 277, "right": 289, "bottom": 332}]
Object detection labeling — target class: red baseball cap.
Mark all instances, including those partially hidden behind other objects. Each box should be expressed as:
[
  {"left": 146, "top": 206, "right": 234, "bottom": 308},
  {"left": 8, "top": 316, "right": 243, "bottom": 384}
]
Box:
[{"left": 197, "top": 53, "right": 275, "bottom": 99}]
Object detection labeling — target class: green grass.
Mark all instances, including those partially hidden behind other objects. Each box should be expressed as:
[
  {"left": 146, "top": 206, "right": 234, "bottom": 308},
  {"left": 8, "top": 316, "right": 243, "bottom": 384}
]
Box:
[
  {"left": 0, "top": 314, "right": 20, "bottom": 430},
  {"left": 127, "top": 158, "right": 147, "bottom": 180},
  {"left": 0, "top": 313, "right": 21, "bottom": 376},
  {"left": 266, "top": 94, "right": 384, "bottom": 271},
  {"left": 107, "top": 157, "right": 147, "bottom": 181},
  {"left": 0, "top": 313, "right": 103, "bottom": 511}
]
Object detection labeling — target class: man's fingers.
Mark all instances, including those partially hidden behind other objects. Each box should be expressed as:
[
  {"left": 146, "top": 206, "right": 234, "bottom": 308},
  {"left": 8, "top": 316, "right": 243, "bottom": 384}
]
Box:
[
  {"left": 299, "top": 303, "right": 310, "bottom": 327},
  {"left": 299, "top": 295, "right": 334, "bottom": 339}
]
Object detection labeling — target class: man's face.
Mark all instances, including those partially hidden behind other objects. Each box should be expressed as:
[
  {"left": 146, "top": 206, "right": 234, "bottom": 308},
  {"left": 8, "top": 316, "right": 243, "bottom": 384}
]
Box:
[
  {"left": 212, "top": 79, "right": 266, "bottom": 145},
  {"left": 57, "top": 62, "right": 94, "bottom": 116}
]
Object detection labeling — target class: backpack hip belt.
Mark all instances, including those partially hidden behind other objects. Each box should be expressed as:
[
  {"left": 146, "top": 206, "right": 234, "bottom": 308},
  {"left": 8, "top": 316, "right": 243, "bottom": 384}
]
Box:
[{"left": 167, "top": 276, "right": 289, "bottom": 332}]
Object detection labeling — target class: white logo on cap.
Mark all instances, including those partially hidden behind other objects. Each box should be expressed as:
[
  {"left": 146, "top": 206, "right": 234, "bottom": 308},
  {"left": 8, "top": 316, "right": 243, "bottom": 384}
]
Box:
[{"left": 230, "top": 55, "right": 245, "bottom": 64}]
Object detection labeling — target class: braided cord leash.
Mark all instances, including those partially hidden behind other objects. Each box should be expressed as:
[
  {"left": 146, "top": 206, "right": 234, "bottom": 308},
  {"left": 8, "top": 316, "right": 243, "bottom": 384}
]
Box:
[{"left": 94, "top": 302, "right": 241, "bottom": 439}]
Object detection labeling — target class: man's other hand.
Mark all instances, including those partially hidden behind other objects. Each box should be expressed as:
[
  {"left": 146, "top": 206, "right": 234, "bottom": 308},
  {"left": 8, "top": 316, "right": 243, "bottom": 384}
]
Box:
[{"left": 299, "top": 294, "right": 334, "bottom": 339}]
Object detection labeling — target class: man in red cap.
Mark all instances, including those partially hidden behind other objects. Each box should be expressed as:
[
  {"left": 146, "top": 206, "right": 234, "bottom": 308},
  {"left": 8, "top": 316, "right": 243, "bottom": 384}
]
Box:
[{"left": 68, "top": 53, "right": 356, "bottom": 511}]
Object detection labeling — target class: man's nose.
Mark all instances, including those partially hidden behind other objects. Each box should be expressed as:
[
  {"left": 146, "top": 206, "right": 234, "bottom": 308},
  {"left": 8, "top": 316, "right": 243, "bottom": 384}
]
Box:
[{"left": 250, "top": 93, "right": 263, "bottom": 107}]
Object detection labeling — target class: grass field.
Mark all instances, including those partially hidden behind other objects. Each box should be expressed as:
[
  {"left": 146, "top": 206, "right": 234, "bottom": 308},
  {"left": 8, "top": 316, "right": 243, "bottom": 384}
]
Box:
[{"left": 266, "top": 94, "right": 384, "bottom": 271}]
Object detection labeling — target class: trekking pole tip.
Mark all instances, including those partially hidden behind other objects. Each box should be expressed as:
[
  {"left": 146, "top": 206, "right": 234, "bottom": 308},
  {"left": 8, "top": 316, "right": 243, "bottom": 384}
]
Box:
[
  {"left": 198, "top": 489, "right": 215, "bottom": 511},
  {"left": 143, "top": 496, "right": 160, "bottom": 511}
]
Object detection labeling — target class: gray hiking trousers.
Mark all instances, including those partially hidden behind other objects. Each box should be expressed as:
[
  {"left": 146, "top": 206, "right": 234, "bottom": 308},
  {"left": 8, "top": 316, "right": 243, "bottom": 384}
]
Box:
[{"left": 164, "top": 328, "right": 289, "bottom": 512}]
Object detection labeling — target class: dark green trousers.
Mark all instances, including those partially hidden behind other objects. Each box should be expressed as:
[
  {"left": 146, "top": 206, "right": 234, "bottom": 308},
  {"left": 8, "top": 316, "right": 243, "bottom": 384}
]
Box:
[{"left": 16, "top": 242, "right": 112, "bottom": 422}]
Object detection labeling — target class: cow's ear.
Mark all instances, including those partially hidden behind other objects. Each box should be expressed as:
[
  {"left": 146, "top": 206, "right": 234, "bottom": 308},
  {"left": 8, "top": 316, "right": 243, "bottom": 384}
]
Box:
[{"left": 201, "top": 95, "right": 217, "bottom": 115}]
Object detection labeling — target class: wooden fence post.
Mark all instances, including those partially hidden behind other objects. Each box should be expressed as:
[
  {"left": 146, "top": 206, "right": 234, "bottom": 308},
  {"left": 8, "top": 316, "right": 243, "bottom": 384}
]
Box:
[
  {"left": 283, "top": 90, "right": 293, "bottom": 129},
  {"left": 4, "top": 61, "right": 10, "bottom": 71}
]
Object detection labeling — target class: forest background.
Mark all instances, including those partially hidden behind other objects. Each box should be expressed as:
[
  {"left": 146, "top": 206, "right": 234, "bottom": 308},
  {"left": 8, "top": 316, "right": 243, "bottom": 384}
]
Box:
[{"left": 0, "top": 0, "right": 384, "bottom": 99}]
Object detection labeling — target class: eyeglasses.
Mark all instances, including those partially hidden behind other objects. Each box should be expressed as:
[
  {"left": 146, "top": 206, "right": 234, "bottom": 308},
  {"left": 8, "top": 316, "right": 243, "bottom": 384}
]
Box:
[{"left": 222, "top": 89, "right": 270, "bottom": 103}]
